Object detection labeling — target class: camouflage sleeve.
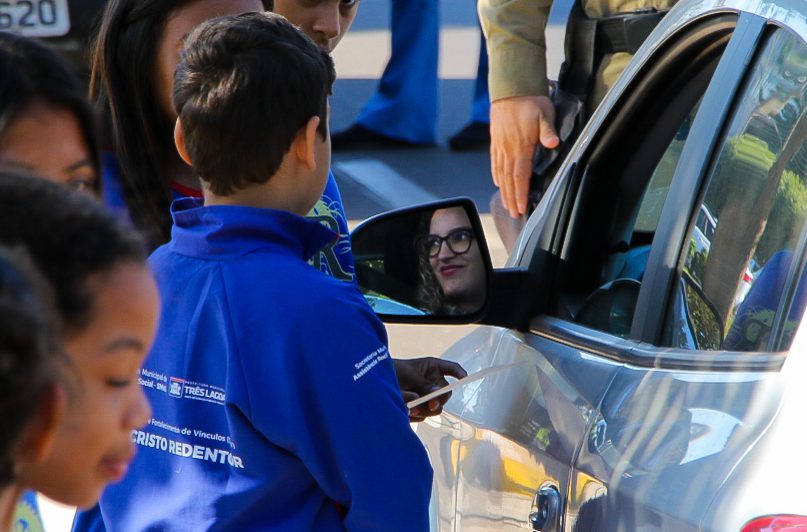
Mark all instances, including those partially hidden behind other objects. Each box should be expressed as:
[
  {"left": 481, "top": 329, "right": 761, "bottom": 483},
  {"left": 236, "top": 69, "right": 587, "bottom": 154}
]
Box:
[{"left": 478, "top": 0, "right": 554, "bottom": 101}]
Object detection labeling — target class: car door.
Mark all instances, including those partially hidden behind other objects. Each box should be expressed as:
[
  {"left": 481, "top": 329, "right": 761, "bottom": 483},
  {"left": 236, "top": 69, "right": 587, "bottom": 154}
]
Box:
[
  {"left": 416, "top": 6, "right": 790, "bottom": 532},
  {"left": 569, "top": 16, "right": 807, "bottom": 531}
]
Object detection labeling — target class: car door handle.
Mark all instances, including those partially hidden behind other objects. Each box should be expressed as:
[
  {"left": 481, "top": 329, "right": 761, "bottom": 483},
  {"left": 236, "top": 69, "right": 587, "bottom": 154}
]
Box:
[{"left": 529, "top": 485, "right": 561, "bottom": 532}]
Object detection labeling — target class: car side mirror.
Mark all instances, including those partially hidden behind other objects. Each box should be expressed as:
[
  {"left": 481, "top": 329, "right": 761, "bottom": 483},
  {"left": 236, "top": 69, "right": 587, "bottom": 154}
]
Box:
[{"left": 350, "top": 198, "right": 493, "bottom": 323}]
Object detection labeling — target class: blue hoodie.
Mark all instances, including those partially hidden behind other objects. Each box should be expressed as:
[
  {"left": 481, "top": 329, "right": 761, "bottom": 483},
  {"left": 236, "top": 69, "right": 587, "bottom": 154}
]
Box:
[{"left": 92, "top": 198, "right": 431, "bottom": 531}]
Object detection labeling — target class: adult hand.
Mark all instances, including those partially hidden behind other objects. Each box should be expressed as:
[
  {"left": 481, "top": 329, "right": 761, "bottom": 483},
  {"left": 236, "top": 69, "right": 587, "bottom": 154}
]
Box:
[
  {"left": 393, "top": 357, "right": 467, "bottom": 422},
  {"left": 490, "top": 95, "right": 559, "bottom": 218}
]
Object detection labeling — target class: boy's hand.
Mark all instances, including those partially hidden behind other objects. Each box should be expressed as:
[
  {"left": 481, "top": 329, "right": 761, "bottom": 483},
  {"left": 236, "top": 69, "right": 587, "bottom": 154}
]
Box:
[{"left": 393, "top": 358, "right": 467, "bottom": 422}]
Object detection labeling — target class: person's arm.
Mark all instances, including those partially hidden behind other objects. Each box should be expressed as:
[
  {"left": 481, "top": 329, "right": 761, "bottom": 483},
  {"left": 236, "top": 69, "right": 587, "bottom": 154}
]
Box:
[
  {"left": 247, "top": 291, "right": 432, "bottom": 531},
  {"left": 478, "top": 0, "right": 560, "bottom": 217}
]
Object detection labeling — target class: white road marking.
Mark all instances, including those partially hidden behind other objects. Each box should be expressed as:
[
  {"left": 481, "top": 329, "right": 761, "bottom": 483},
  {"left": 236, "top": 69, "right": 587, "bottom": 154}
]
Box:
[
  {"left": 333, "top": 28, "right": 482, "bottom": 80},
  {"left": 334, "top": 160, "right": 438, "bottom": 209}
]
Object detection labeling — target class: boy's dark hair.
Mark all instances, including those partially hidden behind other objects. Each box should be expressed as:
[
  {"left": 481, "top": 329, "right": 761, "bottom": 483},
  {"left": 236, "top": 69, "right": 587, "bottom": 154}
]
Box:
[
  {"left": 0, "top": 32, "right": 101, "bottom": 193},
  {"left": 0, "top": 172, "right": 146, "bottom": 336},
  {"left": 0, "top": 247, "right": 59, "bottom": 486},
  {"left": 173, "top": 12, "right": 335, "bottom": 196}
]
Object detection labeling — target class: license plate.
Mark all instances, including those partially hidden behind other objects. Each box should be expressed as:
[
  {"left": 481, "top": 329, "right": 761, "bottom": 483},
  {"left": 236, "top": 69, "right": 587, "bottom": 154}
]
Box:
[{"left": 0, "top": 0, "right": 70, "bottom": 38}]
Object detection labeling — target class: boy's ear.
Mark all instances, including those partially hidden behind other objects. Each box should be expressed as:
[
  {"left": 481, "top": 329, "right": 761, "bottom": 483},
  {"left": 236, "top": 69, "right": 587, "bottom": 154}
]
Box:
[
  {"left": 174, "top": 118, "right": 193, "bottom": 167},
  {"left": 16, "top": 382, "right": 66, "bottom": 465},
  {"left": 293, "top": 116, "right": 321, "bottom": 171}
]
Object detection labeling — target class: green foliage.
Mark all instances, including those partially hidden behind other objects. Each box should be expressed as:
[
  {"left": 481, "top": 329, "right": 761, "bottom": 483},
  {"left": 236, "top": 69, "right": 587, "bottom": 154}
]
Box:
[
  {"left": 684, "top": 281, "right": 721, "bottom": 350},
  {"left": 700, "top": 132, "right": 807, "bottom": 266},
  {"left": 684, "top": 239, "right": 708, "bottom": 284},
  {"left": 704, "top": 134, "right": 776, "bottom": 215},
  {"left": 757, "top": 169, "right": 807, "bottom": 261}
]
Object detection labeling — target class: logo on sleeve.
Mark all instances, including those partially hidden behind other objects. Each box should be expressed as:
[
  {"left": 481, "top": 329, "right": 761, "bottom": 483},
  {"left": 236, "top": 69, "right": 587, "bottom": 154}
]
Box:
[{"left": 352, "top": 346, "right": 390, "bottom": 381}]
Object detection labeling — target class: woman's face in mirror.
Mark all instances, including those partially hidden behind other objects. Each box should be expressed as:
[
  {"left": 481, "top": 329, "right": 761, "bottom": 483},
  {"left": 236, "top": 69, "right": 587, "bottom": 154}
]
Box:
[{"left": 427, "top": 207, "right": 486, "bottom": 313}]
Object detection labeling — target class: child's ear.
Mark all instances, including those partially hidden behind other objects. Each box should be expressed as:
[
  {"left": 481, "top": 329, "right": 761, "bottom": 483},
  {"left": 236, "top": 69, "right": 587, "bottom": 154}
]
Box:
[
  {"left": 16, "top": 382, "right": 66, "bottom": 465},
  {"left": 293, "top": 116, "right": 321, "bottom": 171},
  {"left": 174, "top": 118, "right": 193, "bottom": 167}
]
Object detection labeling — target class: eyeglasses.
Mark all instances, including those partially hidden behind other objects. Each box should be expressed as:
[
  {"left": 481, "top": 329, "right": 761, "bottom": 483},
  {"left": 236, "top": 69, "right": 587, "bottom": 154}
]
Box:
[{"left": 420, "top": 227, "right": 474, "bottom": 257}]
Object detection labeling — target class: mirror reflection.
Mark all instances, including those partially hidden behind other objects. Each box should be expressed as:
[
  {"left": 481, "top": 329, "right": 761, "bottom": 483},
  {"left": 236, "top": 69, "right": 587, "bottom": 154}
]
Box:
[
  {"left": 351, "top": 201, "right": 490, "bottom": 318},
  {"left": 418, "top": 207, "right": 487, "bottom": 315}
]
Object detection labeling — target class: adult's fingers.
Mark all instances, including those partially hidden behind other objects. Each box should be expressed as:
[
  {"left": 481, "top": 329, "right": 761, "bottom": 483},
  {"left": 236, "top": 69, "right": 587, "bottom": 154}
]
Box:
[
  {"left": 490, "top": 141, "right": 502, "bottom": 188},
  {"left": 500, "top": 168, "right": 516, "bottom": 218},
  {"left": 433, "top": 359, "right": 468, "bottom": 380},
  {"left": 537, "top": 101, "right": 560, "bottom": 149},
  {"left": 402, "top": 390, "right": 419, "bottom": 403},
  {"left": 489, "top": 96, "right": 558, "bottom": 217},
  {"left": 403, "top": 391, "right": 426, "bottom": 422},
  {"left": 513, "top": 99, "right": 558, "bottom": 215},
  {"left": 512, "top": 152, "right": 534, "bottom": 216},
  {"left": 408, "top": 407, "right": 428, "bottom": 422}
]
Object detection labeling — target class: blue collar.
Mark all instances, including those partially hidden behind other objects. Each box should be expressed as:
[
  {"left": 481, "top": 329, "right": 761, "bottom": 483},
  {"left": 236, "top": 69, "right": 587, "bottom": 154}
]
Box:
[{"left": 168, "top": 197, "right": 337, "bottom": 261}]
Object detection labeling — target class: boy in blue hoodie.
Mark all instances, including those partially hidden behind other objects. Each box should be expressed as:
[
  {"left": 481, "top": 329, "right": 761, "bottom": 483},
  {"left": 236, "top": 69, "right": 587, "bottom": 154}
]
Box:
[{"left": 93, "top": 12, "right": 431, "bottom": 530}]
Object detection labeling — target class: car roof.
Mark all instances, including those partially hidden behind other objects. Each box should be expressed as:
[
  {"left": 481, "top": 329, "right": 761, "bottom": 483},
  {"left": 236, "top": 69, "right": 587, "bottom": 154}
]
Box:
[{"left": 660, "top": 0, "right": 807, "bottom": 47}]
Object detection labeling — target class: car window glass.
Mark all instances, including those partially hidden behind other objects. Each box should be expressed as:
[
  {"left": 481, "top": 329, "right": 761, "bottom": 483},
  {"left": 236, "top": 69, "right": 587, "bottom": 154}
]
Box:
[
  {"left": 635, "top": 100, "right": 701, "bottom": 233},
  {"left": 559, "top": 16, "right": 733, "bottom": 337},
  {"left": 664, "top": 30, "right": 807, "bottom": 352},
  {"left": 781, "top": 255, "right": 807, "bottom": 350},
  {"left": 573, "top": 104, "right": 702, "bottom": 338}
]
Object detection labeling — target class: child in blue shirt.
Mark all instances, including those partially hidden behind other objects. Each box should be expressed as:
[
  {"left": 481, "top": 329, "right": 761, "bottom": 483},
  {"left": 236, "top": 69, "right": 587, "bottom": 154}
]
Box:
[{"left": 93, "top": 12, "right": 431, "bottom": 531}]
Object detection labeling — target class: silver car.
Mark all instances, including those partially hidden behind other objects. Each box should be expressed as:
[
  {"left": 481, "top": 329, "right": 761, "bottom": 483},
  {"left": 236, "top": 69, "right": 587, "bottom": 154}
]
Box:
[{"left": 351, "top": 0, "right": 807, "bottom": 530}]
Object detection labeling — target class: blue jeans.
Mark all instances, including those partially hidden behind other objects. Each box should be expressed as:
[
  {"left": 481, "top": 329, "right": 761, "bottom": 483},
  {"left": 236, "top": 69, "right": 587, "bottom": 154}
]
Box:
[{"left": 356, "top": 0, "right": 490, "bottom": 143}]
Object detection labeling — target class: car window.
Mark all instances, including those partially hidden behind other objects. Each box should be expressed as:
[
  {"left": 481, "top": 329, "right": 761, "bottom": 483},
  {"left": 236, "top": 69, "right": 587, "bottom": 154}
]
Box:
[
  {"left": 554, "top": 15, "right": 736, "bottom": 337},
  {"left": 664, "top": 29, "right": 807, "bottom": 352},
  {"left": 635, "top": 101, "right": 700, "bottom": 233}
]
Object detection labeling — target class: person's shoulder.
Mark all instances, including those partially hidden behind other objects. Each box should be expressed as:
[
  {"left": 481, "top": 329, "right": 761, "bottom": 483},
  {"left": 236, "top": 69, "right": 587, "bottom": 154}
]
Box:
[
  {"left": 147, "top": 242, "right": 206, "bottom": 284},
  {"left": 147, "top": 243, "right": 184, "bottom": 280},
  {"left": 147, "top": 242, "right": 172, "bottom": 265},
  {"left": 228, "top": 250, "right": 321, "bottom": 283},
  {"left": 237, "top": 260, "right": 378, "bottom": 332},
  {"left": 282, "top": 265, "right": 374, "bottom": 323},
  {"left": 218, "top": 254, "right": 364, "bottom": 315},
  {"left": 310, "top": 272, "right": 372, "bottom": 310}
]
